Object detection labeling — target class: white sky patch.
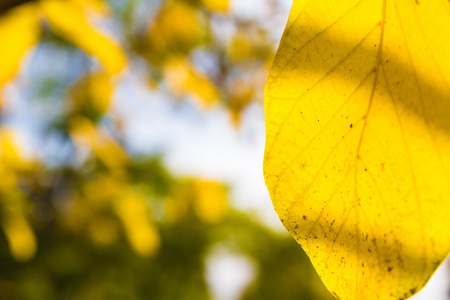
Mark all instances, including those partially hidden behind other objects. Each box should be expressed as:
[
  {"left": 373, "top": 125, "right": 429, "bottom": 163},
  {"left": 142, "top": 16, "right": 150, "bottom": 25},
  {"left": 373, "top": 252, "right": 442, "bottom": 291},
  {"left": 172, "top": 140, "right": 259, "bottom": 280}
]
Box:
[
  {"left": 231, "top": 0, "right": 272, "bottom": 20},
  {"left": 206, "top": 248, "right": 257, "bottom": 300}
]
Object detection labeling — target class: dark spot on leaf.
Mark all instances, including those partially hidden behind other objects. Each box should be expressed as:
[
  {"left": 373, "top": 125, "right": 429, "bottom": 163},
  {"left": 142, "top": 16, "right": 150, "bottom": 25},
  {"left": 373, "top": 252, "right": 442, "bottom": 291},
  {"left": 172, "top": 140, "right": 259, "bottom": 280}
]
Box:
[
  {"left": 371, "top": 238, "right": 376, "bottom": 243},
  {"left": 350, "top": 123, "right": 353, "bottom": 128},
  {"left": 388, "top": 266, "right": 393, "bottom": 272},
  {"left": 332, "top": 291, "right": 340, "bottom": 299},
  {"left": 295, "top": 224, "right": 298, "bottom": 229},
  {"left": 303, "top": 215, "right": 307, "bottom": 220},
  {"left": 410, "top": 288, "right": 417, "bottom": 294}
]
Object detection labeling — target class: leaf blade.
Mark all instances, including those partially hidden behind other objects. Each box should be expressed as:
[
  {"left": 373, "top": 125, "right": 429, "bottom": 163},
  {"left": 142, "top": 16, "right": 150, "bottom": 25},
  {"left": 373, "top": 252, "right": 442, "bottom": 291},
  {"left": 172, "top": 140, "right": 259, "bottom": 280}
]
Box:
[{"left": 264, "top": 0, "right": 450, "bottom": 299}]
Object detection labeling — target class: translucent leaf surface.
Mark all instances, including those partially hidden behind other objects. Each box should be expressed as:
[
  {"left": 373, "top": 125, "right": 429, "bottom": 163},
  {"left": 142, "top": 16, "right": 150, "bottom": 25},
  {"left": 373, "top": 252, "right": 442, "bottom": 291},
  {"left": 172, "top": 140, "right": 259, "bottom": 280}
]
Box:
[{"left": 263, "top": 0, "right": 450, "bottom": 299}]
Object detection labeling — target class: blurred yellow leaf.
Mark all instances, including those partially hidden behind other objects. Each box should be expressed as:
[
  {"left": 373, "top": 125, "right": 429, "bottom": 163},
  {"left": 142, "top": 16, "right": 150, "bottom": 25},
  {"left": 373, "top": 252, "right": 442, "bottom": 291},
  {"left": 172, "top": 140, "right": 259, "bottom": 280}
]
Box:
[
  {"left": 0, "top": 132, "right": 37, "bottom": 263},
  {"left": 164, "top": 58, "right": 220, "bottom": 108},
  {"left": 1, "top": 211, "right": 37, "bottom": 262},
  {"left": 145, "top": 1, "right": 207, "bottom": 63},
  {"left": 264, "top": 0, "right": 450, "bottom": 299},
  {"left": 67, "top": 71, "right": 113, "bottom": 117},
  {"left": 69, "top": 117, "right": 130, "bottom": 170},
  {"left": 70, "top": 0, "right": 112, "bottom": 16},
  {"left": 226, "top": 33, "right": 254, "bottom": 63},
  {"left": 84, "top": 174, "right": 123, "bottom": 204},
  {"left": 0, "top": 129, "right": 34, "bottom": 179},
  {"left": 114, "top": 190, "right": 160, "bottom": 257},
  {"left": 193, "top": 180, "right": 227, "bottom": 224},
  {"left": 0, "top": 3, "right": 41, "bottom": 87},
  {"left": 202, "top": 0, "right": 229, "bottom": 12},
  {"left": 227, "top": 80, "right": 254, "bottom": 126},
  {"left": 165, "top": 179, "right": 227, "bottom": 224},
  {"left": 40, "top": 0, "right": 126, "bottom": 75}
]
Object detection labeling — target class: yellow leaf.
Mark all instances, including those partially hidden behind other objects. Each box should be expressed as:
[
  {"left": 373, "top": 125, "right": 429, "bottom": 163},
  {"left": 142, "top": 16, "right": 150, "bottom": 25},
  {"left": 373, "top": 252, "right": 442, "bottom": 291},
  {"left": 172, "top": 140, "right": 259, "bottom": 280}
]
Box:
[
  {"left": 0, "top": 192, "right": 37, "bottom": 262},
  {"left": 193, "top": 180, "right": 227, "bottom": 224},
  {"left": 0, "top": 129, "right": 33, "bottom": 173},
  {"left": 69, "top": 0, "right": 112, "bottom": 16},
  {"left": 67, "top": 71, "right": 113, "bottom": 117},
  {"left": 1, "top": 213, "right": 37, "bottom": 262},
  {"left": 69, "top": 117, "right": 130, "bottom": 170},
  {"left": 114, "top": 190, "right": 160, "bottom": 257},
  {"left": 202, "top": 0, "right": 229, "bottom": 13},
  {"left": 226, "top": 33, "right": 254, "bottom": 63},
  {"left": 163, "top": 58, "right": 220, "bottom": 108},
  {"left": 0, "top": 3, "right": 40, "bottom": 87},
  {"left": 40, "top": 0, "right": 126, "bottom": 75},
  {"left": 145, "top": 1, "right": 207, "bottom": 63},
  {"left": 264, "top": 1, "right": 450, "bottom": 299}
]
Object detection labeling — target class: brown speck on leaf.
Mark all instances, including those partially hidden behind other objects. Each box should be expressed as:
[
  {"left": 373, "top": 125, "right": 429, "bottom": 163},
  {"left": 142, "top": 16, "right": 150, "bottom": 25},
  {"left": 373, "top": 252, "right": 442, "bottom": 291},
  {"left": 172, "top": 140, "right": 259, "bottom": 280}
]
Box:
[
  {"left": 410, "top": 288, "right": 417, "bottom": 294},
  {"left": 303, "top": 215, "right": 307, "bottom": 220},
  {"left": 350, "top": 123, "right": 353, "bottom": 128},
  {"left": 388, "top": 266, "right": 393, "bottom": 272}
]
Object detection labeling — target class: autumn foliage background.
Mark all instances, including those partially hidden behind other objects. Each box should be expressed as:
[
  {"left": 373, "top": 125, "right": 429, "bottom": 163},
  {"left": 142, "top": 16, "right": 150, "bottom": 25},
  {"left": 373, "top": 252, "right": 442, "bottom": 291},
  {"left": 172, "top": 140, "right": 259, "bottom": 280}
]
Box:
[{"left": 0, "top": 0, "right": 336, "bottom": 299}]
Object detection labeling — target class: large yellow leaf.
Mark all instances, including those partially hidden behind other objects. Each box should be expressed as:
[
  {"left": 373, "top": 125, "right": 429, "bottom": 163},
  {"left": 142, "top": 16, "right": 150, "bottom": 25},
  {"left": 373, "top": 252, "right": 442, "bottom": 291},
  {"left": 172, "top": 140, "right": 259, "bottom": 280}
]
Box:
[{"left": 263, "top": 0, "right": 450, "bottom": 299}]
